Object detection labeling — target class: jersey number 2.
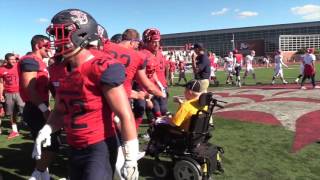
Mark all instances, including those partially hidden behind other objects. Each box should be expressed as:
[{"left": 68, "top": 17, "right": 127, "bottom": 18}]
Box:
[{"left": 61, "top": 99, "right": 87, "bottom": 129}]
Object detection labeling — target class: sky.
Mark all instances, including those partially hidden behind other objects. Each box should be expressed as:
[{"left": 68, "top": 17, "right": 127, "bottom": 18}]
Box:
[{"left": 0, "top": 0, "right": 320, "bottom": 58}]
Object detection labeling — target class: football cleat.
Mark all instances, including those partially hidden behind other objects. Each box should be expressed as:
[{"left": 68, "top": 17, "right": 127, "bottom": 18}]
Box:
[{"left": 300, "top": 86, "right": 307, "bottom": 90}]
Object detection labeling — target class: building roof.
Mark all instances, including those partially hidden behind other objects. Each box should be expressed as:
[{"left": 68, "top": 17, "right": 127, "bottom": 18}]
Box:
[{"left": 162, "top": 21, "right": 320, "bottom": 39}]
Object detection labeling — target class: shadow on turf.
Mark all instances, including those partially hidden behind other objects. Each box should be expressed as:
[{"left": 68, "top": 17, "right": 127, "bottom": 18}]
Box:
[
  {"left": 0, "top": 142, "right": 33, "bottom": 178},
  {"left": 0, "top": 131, "right": 69, "bottom": 179},
  {"left": 0, "top": 170, "right": 25, "bottom": 180},
  {"left": 138, "top": 157, "right": 174, "bottom": 180}
]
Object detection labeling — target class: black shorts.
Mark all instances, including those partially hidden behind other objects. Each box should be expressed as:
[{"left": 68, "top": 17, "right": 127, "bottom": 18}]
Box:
[
  {"left": 234, "top": 66, "right": 242, "bottom": 77},
  {"left": 23, "top": 102, "right": 60, "bottom": 152},
  {"left": 69, "top": 137, "right": 118, "bottom": 180}
]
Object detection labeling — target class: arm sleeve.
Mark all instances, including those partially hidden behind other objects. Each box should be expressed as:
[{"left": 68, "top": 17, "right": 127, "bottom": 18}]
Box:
[
  {"left": 20, "top": 59, "right": 40, "bottom": 72},
  {"left": 100, "top": 63, "right": 126, "bottom": 87}
]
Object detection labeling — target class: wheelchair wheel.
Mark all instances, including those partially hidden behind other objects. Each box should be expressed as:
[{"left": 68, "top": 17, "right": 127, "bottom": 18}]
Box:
[
  {"left": 173, "top": 159, "right": 202, "bottom": 180},
  {"left": 153, "top": 161, "right": 169, "bottom": 178}
]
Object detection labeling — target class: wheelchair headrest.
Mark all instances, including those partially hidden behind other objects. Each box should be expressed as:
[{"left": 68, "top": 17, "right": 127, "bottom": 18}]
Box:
[{"left": 198, "top": 92, "right": 214, "bottom": 107}]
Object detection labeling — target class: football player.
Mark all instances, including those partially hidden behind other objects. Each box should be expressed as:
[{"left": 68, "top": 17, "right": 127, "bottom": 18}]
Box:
[
  {"left": 110, "top": 34, "right": 122, "bottom": 44},
  {"left": 18, "top": 35, "right": 58, "bottom": 180},
  {"left": 103, "top": 28, "right": 164, "bottom": 101},
  {"left": 33, "top": 9, "right": 139, "bottom": 180},
  {"left": 140, "top": 28, "right": 168, "bottom": 118}
]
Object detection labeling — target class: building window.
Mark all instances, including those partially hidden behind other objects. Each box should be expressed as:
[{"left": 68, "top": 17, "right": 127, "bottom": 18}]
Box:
[{"left": 279, "top": 34, "right": 320, "bottom": 51}]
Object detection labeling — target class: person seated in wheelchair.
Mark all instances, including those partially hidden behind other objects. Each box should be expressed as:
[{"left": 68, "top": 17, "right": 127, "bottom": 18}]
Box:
[{"left": 147, "top": 80, "right": 209, "bottom": 154}]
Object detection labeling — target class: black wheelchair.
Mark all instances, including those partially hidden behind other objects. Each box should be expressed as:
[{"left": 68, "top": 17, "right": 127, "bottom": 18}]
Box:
[{"left": 145, "top": 92, "right": 226, "bottom": 180}]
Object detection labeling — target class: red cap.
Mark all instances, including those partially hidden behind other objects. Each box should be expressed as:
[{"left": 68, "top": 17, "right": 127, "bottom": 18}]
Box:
[{"left": 307, "top": 48, "right": 314, "bottom": 53}]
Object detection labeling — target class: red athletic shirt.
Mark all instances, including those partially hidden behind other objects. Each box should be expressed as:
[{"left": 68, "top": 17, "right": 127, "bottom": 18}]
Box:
[
  {"left": 0, "top": 64, "right": 19, "bottom": 93},
  {"left": 56, "top": 54, "right": 126, "bottom": 148},
  {"left": 103, "top": 42, "right": 146, "bottom": 96},
  {"left": 155, "top": 50, "right": 168, "bottom": 88},
  {"left": 169, "top": 61, "right": 176, "bottom": 72},
  {"left": 139, "top": 49, "right": 159, "bottom": 78},
  {"left": 135, "top": 49, "right": 160, "bottom": 92},
  {"left": 234, "top": 54, "right": 243, "bottom": 64},
  {"left": 18, "top": 55, "right": 49, "bottom": 102}
]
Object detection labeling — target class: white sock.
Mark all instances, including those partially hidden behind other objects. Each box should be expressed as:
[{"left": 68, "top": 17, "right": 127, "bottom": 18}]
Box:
[{"left": 12, "top": 124, "right": 18, "bottom": 132}]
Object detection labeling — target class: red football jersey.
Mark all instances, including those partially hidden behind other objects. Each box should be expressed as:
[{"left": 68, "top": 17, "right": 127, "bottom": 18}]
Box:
[
  {"left": 155, "top": 50, "right": 168, "bottom": 88},
  {"left": 18, "top": 55, "right": 49, "bottom": 102},
  {"left": 139, "top": 49, "right": 158, "bottom": 76},
  {"left": 56, "top": 54, "right": 125, "bottom": 148},
  {"left": 234, "top": 54, "right": 243, "bottom": 64},
  {"left": 169, "top": 61, "right": 176, "bottom": 72},
  {"left": 135, "top": 49, "right": 160, "bottom": 92},
  {"left": 48, "top": 62, "right": 68, "bottom": 96},
  {"left": 103, "top": 42, "right": 146, "bottom": 96},
  {"left": 0, "top": 64, "right": 19, "bottom": 93}
]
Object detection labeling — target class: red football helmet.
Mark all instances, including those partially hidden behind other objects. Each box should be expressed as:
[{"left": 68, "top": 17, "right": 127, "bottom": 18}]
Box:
[
  {"left": 46, "top": 9, "right": 100, "bottom": 56},
  {"left": 143, "top": 28, "right": 161, "bottom": 42}
]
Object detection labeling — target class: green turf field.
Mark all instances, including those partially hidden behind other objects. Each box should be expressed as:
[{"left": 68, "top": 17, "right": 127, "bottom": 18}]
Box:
[{"left": 0, "top": 64, "right": 319, "bottom": 180}]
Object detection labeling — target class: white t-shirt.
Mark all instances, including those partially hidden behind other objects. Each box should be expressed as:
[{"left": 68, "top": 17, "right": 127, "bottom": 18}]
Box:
[
  {"left": 303, "top": 54, "right": 316, "bottom": 65},
  {"left": 274, "top": 55, "right": 284, "bottom": 68},
  {"left": 225, "top": 56, "right": 234, "bottom": 69},
  {"left": 245, "top": 55, "right": 254, "bottom": 68}
]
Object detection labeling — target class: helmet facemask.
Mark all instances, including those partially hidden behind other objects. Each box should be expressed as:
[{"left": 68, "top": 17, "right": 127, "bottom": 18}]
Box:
[{"left": 47, "top": 23, "right": 77, "bottom": 57}]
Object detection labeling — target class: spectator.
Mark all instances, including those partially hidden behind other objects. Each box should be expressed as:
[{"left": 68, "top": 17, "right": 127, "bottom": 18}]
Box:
[
  {"left": 271, "top": 50, "right": 288, "bottom": 85},
  {"left": 0, "top": 53, "right": 25, "bottom": 139},
  {"left": 191, "top": 43, "right": 211, "bottom": 92},
  {"left": 177, "top": 59, "right": 187, "bottom": 85},
  {"left": 301, "top": 48, "right": 320, "bottom": 89},
  {"left": 168, "top": 57, "right": 176, "bottom": 86},
  {"left": 243, "top": 50, "right": 257, "bottom": 85},
  {"left": 263, "top": 56, "right": 271, "bottom": 68},
  {"left": 224, "top": 51, "right": 235, "bottom": 85},
  {"left": 208, "top": 51, "right": 218, "bottom": 85}
]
